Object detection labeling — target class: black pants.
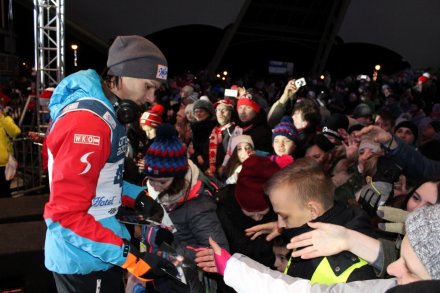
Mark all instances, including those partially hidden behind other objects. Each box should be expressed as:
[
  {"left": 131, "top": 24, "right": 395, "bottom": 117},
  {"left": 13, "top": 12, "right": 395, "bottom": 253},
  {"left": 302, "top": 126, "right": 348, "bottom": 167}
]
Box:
[
  {"left": 52, "top": 267, "right": 124, "bottom": 293},
  {"left": 0, "top": 166, "right": 11, "bottom": 198}
]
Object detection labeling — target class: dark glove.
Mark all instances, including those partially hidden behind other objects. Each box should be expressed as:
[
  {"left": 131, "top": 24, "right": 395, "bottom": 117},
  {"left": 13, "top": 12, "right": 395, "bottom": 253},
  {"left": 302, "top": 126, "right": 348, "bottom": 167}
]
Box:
[
  {"left": 156, "top": 228, "right": 174, "bottom": 246},
  {"left": 358, "top": 156, "right": 402, "bottom": 217},
  {"left": 358, "top": 179, "right": 393, "bottom": 217},
  {"left": 135, "top": 191, "right": 164, "bottom": 223},
  {"left": 122, "top": 241, "right": 174, "bottom": 281},
  {"left": 373, "top": 157, "right": 402, "bottom": 183}
]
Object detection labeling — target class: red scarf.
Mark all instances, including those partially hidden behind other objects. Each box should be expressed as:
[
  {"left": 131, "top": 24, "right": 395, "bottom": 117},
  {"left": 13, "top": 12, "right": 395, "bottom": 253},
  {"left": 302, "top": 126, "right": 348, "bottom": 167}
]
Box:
[{"left": 208, "top": 123, "right": 233, "bottom": 172}]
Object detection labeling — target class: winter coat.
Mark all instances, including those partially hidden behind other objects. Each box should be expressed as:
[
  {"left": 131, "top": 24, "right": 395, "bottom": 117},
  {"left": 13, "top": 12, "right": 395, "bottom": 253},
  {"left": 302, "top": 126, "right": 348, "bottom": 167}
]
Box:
[
  {"left": 386, "top": 135, "right": 440, "bottom": 182},
  {"left": 159, "top": 160, "right": 229, "bottom": 260},
  {"left": 223, "top": 253, "right": 397, "bottom": 293},
  {"left": 190, "top": 119, "right": 216, "bottom": 171},
  {"left": 217, "top": 184, "right": 277, "bottom": 267},
  {"left": 239, "top": 112, "right": 272, "bottom": 153},
  {"left": 44, "top": 70, "right": 139, "bottom": 274}
]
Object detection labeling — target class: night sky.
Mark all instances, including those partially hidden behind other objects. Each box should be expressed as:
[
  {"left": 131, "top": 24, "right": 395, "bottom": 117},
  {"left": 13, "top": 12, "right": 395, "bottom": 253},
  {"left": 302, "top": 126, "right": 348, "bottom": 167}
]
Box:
[{"left": 11, "top": 1, "right": 408, "bottom": 80}]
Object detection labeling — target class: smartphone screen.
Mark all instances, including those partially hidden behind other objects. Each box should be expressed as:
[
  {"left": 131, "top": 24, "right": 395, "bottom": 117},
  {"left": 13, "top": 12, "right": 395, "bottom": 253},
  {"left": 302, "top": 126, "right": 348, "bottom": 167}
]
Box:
[{"left": 224, "top": 89, "right": 238, "bottom": 97}]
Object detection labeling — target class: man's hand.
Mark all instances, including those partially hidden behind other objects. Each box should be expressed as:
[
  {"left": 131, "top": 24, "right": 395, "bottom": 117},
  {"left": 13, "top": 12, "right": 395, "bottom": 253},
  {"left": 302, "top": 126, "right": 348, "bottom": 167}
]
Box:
[
  {"left": 245, "top": 221, "right": 281, "bottom": 241},
  {"left": 287, "top": 222, "right": 349, "bottom": 259}
]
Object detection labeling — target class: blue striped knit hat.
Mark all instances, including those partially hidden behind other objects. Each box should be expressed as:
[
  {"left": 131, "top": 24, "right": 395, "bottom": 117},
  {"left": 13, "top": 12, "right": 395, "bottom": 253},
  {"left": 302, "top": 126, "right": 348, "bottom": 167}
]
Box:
[
  {"left": 144, "top": 124, "right": 188, "bottom": 178},
  {"left": 272, "top": 116, "right": 298, "bottom": 143}
]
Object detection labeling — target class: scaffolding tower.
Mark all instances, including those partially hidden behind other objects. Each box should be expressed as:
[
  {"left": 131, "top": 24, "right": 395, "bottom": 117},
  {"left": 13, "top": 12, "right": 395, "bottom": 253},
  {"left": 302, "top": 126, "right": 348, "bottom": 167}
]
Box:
[
  {"left": 33, "top": 0, "right": 64, "bottom": 132},
  {"left": 11, "top": 0, "right": 65, "bottom": 196}
]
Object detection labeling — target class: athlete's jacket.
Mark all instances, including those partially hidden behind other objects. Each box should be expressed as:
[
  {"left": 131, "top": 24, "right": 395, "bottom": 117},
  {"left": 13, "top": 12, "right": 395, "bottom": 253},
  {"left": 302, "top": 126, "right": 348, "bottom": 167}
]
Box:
[{"left": 44, "top": 69, "right": 139, "bottom": 274}]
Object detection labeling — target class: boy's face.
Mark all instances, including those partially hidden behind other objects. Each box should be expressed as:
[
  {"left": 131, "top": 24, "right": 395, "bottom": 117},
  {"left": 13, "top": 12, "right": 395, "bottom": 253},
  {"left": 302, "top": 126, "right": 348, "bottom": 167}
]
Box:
[
  {"left": 269, "top": 185, "right": 311, "bottom": 229},
  {"left": 292, "top": 110, "right": 307, "bottom": 130},
  {"left": 273, "top": 136, "right": 296, "bottom": 156},
  {"left": 273, "top": 245, "right": 290, "bottom": 272}
]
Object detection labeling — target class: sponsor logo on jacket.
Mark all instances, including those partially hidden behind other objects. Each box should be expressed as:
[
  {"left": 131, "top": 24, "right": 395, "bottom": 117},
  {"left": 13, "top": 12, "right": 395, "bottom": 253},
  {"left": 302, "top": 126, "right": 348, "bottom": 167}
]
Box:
[
  {"left": 74, "top": 134, "right": 101, "bottom": 145},
  {"left": 92, "top": 196, "right": 116, "bottom": 207}
]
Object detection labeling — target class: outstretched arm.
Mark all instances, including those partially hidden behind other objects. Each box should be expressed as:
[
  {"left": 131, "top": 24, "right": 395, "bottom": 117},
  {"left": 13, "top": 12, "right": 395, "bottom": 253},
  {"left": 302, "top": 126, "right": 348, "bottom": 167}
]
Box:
[
  {"left": 288, "top": 222, "right": 381, "bottom": 265},
  {"left": 267, "top": 80, "right": 298, "bottom": 127}
]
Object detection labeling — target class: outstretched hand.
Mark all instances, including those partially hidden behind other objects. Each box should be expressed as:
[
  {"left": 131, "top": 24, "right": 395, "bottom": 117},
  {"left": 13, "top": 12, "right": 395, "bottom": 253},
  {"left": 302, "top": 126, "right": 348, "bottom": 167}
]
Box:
[
  {"left": 194, "top": 238, "right": 231, "bottom": 275},
  {"left": 353, "top": 125, "right": 392, "bottom": 145},
  {"left": 287, "top": 222, "right": 349, "bottom": 259},
  {"left": 245, "top": 221, "right": 281, "bottom": 241},
  {"left": 283, "top": 80, "right": 299, "bottom": 98}
]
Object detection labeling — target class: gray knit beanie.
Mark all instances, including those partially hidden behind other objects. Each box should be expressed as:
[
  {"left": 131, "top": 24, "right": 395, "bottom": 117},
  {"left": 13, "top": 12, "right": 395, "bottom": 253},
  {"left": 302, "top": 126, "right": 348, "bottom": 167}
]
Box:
[
  {"left": 193, "top": 99, "right": 214, "bottom": 118},
  {"left": 406, "top": 204, "right": 440, "bottom": 279},
  {"left": 107, "top": 35, "right": 168, "bottom": 82}
]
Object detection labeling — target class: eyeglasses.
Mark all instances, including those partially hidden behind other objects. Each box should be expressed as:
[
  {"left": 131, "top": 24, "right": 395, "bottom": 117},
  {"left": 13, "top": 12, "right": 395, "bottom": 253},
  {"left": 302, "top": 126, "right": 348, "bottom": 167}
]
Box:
[{"left": 215, "top": 108, "right": 231, "bottom": 114}]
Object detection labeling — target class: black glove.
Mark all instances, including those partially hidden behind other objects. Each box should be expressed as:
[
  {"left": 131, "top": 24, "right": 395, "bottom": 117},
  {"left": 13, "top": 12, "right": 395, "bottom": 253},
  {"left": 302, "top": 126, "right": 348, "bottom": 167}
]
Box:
[
  {"left": 156, "top": 228, "right": 174, "bottom": 246},
  {"left": 358, "top": 180, "right": 393, "bottom": 217},
  {"left": 135, "top": 191, "right": 164, "bottom": 223},
  {"left": 122, "top": 241, "right": 175, "bottom": 281},
  {"left": 358, "top": 156, "right": 402, "bottom": 217},
  {"left": 373, "top": 157, "right": 402, "bottom": 183}
]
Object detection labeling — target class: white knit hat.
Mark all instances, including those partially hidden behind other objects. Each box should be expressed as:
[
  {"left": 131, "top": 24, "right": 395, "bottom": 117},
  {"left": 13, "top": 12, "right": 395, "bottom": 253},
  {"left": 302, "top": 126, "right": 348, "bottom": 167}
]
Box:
[{"left": 406, "top": 204, "right": 440, "bottom": 279}]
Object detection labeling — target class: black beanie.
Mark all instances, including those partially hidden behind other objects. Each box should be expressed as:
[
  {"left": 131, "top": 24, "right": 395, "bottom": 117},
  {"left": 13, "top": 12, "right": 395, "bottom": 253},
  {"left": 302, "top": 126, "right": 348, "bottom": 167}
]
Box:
[{"left": 394, "top": 120, "right": 418, "bottom": 142}]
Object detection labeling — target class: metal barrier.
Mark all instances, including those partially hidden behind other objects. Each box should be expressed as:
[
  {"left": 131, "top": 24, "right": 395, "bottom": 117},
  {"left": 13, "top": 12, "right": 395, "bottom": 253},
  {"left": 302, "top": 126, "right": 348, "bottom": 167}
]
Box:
[{"left": 11, "top": 133, "right": 46, "bottom": 197}]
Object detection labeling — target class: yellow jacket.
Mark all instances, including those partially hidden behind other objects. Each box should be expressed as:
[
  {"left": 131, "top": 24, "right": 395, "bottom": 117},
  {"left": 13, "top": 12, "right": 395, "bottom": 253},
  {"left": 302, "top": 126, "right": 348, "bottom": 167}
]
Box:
[{"left": 0, "top": 113, "right": 21, "bottom": 166}]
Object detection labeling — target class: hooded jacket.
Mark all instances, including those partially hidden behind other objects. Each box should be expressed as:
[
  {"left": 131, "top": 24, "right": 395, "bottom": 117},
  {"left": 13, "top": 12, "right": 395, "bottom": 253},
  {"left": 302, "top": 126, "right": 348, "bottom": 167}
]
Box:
[{"left": 44, "top": 69, "right": 139, "bottom": 274}]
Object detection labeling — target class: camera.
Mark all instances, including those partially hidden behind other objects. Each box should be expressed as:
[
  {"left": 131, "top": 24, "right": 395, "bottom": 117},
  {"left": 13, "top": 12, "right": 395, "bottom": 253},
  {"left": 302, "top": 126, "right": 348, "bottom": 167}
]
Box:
[{"left": 294, "top": 78, "right": 306, "bottom": 88}]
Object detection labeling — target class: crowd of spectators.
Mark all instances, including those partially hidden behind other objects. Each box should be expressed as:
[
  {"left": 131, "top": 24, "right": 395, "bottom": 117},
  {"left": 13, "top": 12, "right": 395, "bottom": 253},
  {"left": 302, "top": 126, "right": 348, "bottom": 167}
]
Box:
[{"left": 1, "top": 59, "right": 440, "bottom": 292}]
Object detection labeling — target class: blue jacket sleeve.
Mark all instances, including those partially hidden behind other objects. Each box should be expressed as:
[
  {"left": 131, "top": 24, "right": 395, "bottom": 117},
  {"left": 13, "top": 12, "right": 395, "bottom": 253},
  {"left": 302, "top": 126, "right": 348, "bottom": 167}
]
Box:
[
  {"left": 122, "top": 180, "right": 145, "bottom": 200},
  {"left": 386, "top": 136, "right": 440, "bottom": 182}
]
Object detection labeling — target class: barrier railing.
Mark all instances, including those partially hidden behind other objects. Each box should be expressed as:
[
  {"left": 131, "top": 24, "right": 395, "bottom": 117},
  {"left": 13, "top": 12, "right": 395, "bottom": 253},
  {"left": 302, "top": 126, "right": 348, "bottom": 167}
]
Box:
[{"left": 11, "top": 133, "right": 46, "bottom": 197}]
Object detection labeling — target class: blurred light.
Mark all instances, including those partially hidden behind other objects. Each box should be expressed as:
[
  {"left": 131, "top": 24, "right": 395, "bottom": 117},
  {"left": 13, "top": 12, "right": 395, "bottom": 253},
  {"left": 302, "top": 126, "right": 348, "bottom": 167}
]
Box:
[
  {"left": 375, "top": 64, "right": 381, "bottom": 71},
  {"left": 216, "top": 74, "right": 221, "bottom": 78},
  {"left": 22, "top": 62, "right": 26, "bottom": 66},
  {"left": 223, "top": 71, "right": 228, "bottom": 76},
  {"left": 320, "top": 75, "right": 325, "bottom": 80},
  {"left": 71, "top": 44, "right": 79, "bottom": 67},
  {"left": 222, "top": 77, "right": 226, "bottom": 80}
]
